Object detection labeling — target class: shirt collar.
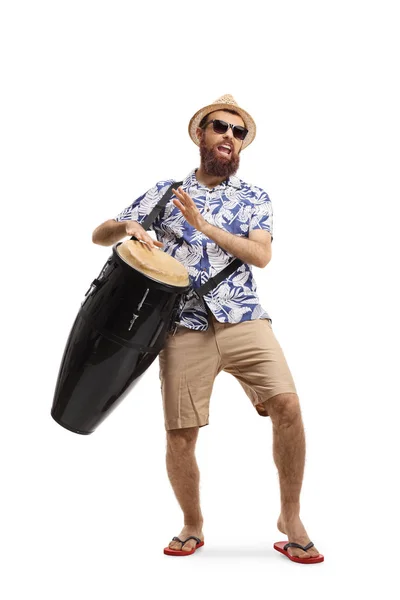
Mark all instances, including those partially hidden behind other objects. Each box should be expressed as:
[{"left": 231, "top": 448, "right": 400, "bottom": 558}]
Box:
[{"left": 183, "top": 168, "right": 241, "bottom": 192}]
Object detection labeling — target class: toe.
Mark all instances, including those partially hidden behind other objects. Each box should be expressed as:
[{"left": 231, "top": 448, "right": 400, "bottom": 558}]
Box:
[
  {"left": 182, "top": 541, "right": 196, "bottom": 552},
  {"left": 168, "top": 540, "right": 182, "bottom": 550},
  {"left": 289, "top": 548, "right": 310, "bottom": 559}
]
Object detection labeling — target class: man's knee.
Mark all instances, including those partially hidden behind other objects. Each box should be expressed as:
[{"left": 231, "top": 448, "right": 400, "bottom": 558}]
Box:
[
  {"left": 166, "top": 426, "right": 199, "bottom": 452},
  {"left": 263, "top": 393, "right": 301, "bottom": 425}
]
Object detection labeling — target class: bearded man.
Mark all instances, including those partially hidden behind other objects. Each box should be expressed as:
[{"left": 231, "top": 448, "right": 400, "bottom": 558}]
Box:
[{"left": 92, "top": 95, "right": 324, "bottom": 564}]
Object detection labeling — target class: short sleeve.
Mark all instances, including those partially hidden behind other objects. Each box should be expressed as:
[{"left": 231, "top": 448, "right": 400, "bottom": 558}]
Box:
[
  {"left": 249, "top": 190, "right": 273, "bottom": 242},
  {"left": 114, "top": 184, "right": 160, "bottom": 231}
]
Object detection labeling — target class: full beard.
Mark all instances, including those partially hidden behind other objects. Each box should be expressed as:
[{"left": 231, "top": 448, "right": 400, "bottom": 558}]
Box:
[{"left": 199, "top": 138, "right": 240, "bottom": 178}]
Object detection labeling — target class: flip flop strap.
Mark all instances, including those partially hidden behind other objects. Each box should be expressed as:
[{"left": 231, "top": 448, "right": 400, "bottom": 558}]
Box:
[
  {"left": 172, "top": 536, "right": 201, "bottom": 545},
  {"left": 284, "top": 541, "right": 314, "bottom": 551}
]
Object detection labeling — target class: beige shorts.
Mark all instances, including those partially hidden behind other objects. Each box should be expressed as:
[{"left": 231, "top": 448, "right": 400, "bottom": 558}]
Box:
[{"left": 158, "top": 310, "right": 297, "bottom": 431}]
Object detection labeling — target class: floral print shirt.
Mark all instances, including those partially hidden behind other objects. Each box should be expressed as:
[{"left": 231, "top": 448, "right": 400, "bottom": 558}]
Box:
[{"left": 115, "top": 168, "right": 274, "bottom": 330}]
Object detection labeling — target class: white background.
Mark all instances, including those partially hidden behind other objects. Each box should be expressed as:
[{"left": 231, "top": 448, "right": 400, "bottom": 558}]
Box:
[{"left": 1, "top": 0, "right": 399, "bottom": 597}]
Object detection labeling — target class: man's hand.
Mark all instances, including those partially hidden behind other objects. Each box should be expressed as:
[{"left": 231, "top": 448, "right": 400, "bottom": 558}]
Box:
[
  {"left": 172, "top": 187, "right": 207, "bottom": 232},
  {"left": 124, "top": 221, "right": 163, "bottom": 251}
]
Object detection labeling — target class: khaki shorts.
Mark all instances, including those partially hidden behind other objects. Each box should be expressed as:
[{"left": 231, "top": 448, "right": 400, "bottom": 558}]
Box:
[{"left": 158, "top": 310, "right": 297, "bottom": 431}]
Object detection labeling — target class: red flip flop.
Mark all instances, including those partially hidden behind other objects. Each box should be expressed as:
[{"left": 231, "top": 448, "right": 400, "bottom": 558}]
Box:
[
  {"left": 164, "top": 536, "right": 204, "bottom": 556},
  {"left": 274, "top": 541, "right": 324, "bottom": 564}
]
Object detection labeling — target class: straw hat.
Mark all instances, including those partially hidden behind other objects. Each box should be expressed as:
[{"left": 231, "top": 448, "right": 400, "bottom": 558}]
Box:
[{"left": 188, "top": 94, "right": 256, "bottom": 150}]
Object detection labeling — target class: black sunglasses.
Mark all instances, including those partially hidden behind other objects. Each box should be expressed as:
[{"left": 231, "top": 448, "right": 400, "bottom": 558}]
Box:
[{"left": 202, "top": 119, "right": 248, "bottom": 141}]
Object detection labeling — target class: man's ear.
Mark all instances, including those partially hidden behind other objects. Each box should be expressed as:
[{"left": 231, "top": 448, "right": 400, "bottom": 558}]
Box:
[{"left": 196, "top": 127, "right": 203, "bottom": 143}]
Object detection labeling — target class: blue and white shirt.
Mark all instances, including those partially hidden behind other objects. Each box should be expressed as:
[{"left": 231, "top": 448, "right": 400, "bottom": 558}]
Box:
[{"left": 115, "top": 168, "right": 274, "bottom": 331}]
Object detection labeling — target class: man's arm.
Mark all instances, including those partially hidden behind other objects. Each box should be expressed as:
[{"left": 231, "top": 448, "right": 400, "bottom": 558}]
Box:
[
  {"left": 93, "top": 182, "right": 166, "bottom": 248},
  {"left": 201, "top": 223, "right": 271, "bottom": 268},
  {"left": 92, "top": 219, "right": 129, "bottom": 246},
  {"left": 92, "top": 219, "right": 163, "bottom": 249}
]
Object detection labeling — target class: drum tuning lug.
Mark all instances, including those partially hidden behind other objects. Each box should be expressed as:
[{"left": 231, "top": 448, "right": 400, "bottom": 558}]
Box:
[
  {"left": 84, "top": 278, "right": 104, "bottom": 297},
  {"left": 128, "top": 313, "right": 139, "bottom": 331}
]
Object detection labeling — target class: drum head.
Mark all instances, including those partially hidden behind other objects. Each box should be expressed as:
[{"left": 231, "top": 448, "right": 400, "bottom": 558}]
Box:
[{"left": 117, "top": 240, "right": 190, "bottom": 287}]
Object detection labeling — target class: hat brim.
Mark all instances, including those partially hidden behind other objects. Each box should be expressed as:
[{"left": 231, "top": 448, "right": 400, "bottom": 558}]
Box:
[{"left": 188, "top": 102, "right": 256, "bottom": 150}]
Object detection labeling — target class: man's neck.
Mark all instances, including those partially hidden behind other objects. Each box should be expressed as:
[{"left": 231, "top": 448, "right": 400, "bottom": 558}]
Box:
[{"left": 194, "top": 166, "right": 229, "bottom": 189}]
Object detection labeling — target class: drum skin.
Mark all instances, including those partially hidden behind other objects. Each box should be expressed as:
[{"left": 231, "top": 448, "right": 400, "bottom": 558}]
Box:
[{"left": 51, "top": 243, "right": 191, "bottom": 435}]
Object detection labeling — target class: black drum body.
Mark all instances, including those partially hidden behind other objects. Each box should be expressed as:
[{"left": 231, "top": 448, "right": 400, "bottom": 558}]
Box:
[{"left": 51, "top": 243, "right": 191, "bottom": 435}]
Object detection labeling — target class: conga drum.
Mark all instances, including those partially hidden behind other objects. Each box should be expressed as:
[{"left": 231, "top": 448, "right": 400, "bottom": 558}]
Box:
[{"left": 51, "top": 239, "right": 191, "bottom": 435}]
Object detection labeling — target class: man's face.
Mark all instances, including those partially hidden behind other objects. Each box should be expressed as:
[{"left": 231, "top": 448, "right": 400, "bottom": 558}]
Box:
[{"left": 196, "top": 110, "right": 245, "bottom": 178}]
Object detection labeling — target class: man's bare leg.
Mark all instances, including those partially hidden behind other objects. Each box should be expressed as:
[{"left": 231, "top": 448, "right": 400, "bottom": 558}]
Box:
[
  {"left": 263, "top": 392, "right": 321, "bottom": 559},
  {"left": 165, "top": 426, "right": 204, "bottom": 552}
]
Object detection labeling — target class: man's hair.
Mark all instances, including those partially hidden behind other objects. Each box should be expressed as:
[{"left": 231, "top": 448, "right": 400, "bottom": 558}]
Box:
[{"left": 199, "top": 109, "right": 241, "bottom": 129}]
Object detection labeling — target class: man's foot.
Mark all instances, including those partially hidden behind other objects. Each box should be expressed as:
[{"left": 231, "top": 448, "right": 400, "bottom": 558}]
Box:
[
  {"left": 277, "top": 514, "right": 321, "bottom": 559},
  {"left": 167, "top": 524, "right": 204, "bottom": 552}
]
